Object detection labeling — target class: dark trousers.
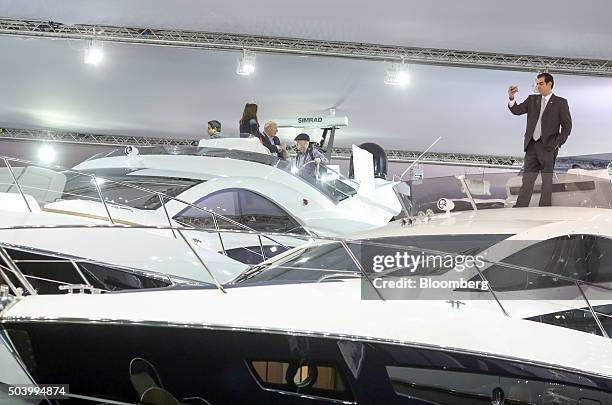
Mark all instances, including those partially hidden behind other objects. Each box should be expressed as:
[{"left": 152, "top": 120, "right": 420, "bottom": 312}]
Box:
[{"left": 514, "top": 139, "right": 558, "bottom": 207}]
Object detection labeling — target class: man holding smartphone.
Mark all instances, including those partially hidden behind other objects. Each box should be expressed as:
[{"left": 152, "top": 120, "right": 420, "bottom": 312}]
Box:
[{"left": 508, "top": 73, "right": 572, "bottom": 207}]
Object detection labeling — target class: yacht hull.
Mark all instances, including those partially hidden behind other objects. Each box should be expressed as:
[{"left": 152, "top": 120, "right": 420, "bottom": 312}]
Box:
[{"left": 2, "top": 320, "right": 611, "bottom": 404}]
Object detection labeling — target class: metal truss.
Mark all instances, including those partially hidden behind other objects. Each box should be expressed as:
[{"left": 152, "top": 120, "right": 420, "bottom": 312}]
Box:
[
  {"left": 0, "top": 127, "right": 197, "bottom": 147},
  {"left": 332, "top": 147, "right": 522, "bottom": 168},
  {"left": 6, "top": 126, "right": 608, "bottom": 170},
  {"left": 0, "top": 127, "right": 523, "bottom": 168},
  {"left": 1, "top": 18, "right": 612, "bottom": 76}
]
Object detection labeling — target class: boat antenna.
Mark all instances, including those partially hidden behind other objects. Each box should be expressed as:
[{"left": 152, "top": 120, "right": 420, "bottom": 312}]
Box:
[{"left": 400, "top": 137, "right": 442, "bottom": 181}]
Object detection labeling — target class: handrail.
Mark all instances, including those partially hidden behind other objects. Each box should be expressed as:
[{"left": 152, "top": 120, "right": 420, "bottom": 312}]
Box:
[
  {"left": 1, "top": 159, "right": 32, "bottom": 212},
  {"left": 158, "top": 194, "right": 177, "bottom": 239},
  {"left": 91, "top": 174, "right": 115, "bottom": 224},
  {"left": 399, "top": 136, "right": 442, "bottom": 181},
  {"left": 1, "top": 221, "right": 612, "bottom": 295},
  {"left": 0, "top": 179, "right": 610, "bottom": 335},
  {"left": 317, "top": 272, "right": 361, "bottom": 283},
  {"left": 575, "top": 281, "right": 610, "bottom": 338},
  {"left": 0, "top": 246, "right": 36, "bottom": 295},
  {"left": 340, "top": 239, "right": 385, "bottom": 300},
  {"left": 230, "top": 235, "right": 612, "bottom": 336},
  {"left": 176, "top": 229, "right": 226, "bottom": 293},
  {"left": 0, "top": 235, "right": 208, "bottom": 297},
  {"left": 0, "top": 154, "right": 297, "bottom": 250}
]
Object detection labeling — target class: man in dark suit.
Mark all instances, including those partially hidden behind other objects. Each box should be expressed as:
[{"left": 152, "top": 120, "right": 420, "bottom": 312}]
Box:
[
  {"left": 508, "top": 73, "right": 572, "bottom": 207},
  {"left": 260, "top": 120, "right": 286, "bottom": 159}
]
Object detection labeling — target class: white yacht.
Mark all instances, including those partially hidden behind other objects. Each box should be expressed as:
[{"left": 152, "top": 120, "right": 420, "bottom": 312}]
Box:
[
  {"left": 0, "top": 135, "right": 408, "bottom": 296},
  {"left": 1, "top": 137, "right": 406, "bottom": 265},
  {"left": 1, "top": 171, "right": 611, "bottom": 404}
]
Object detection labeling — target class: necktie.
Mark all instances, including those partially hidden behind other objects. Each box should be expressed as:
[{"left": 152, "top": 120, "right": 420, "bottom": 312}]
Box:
[{"left": 533, "top": 96, "right": 547, "bottom": 141}]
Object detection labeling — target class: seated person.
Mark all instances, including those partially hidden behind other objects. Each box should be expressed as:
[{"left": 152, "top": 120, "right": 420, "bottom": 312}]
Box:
[
  {"left": 207, "top": 120, "right": 223, "bottom": 139},
  {"left": 293, "top": 133, "right": 328, "bottom": 178}
]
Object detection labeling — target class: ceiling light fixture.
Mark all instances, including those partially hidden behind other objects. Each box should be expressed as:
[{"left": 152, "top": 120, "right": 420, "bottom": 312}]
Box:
[
  {"left": 236, "top": 49, "right": 256, "bottom": 76},
  {"left": 385, "top": 61, "right": 410, "bottom": 86},
  {"left": 84, "top": 28, "right": 103, "bottom": 65},
  {"left": 37, "top": 144, "right": 56, "bottom": 164}
]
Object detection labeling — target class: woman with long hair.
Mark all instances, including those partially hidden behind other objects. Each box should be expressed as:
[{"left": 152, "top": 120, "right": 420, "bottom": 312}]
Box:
[{"left": 239, "top": 102, "right": 260, "bottom": 138}]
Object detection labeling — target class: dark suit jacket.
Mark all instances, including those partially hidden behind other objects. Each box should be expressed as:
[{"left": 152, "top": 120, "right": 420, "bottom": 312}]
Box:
[
  {"left": 261, "top": 133, "right": 281, "bottom": 155},
  {"left": 509, "top": 94, "right": 572, "bottom": 152}
]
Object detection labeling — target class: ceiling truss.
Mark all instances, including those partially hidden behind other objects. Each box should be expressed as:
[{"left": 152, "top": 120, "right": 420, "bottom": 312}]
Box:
[
  {"left": 0, "top": 127, "right": 523, "bottom": 168},
  {"left": 1, "top": 18, "right": 611, "bottom": 76}
]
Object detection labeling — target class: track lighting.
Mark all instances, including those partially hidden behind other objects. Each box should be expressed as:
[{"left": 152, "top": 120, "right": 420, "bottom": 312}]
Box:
[
  {"left": 385, "top": 62, "right": 410, "bottom": 86},
  {"left": 236, "top": 49, "right": 256, "bottom": 76},
  {"left": 84, "top": 29, "right": 103, "bottom": 65}
]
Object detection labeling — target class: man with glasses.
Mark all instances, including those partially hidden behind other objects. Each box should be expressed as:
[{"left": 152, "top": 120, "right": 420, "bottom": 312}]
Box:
[{"left": 508, "top": 73, "right": 572, "bottom": 207}]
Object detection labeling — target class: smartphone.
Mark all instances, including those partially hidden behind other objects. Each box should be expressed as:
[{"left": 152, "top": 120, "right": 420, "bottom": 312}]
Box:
[{"left": 510, "top": 85, "right": 519, "bottom": 92}]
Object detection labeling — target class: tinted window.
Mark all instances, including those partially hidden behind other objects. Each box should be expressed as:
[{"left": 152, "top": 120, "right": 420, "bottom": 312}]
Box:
[
  {"left": 238, "top": 242, "right": 359, "bottom": 284},
  {"left": 527, "top": 304, "right": 612, "bottom": 337},
  {"left": 224, "top": 245, "right": 290, "bottom": 265},
  {"left": 0, "top": 247, "right": 170, "bottom": 295},
  {"left": 387, "top": 365, "right": 612, "bottom": 404},
  {"left": 62, "top": 168, "right": 201, "bottom": 210},
  {"left": 238, "top": 234, "right": 512, "bottom": 284},
  {"left": 249, "top": 360, "right": 352, "bottom": 401},
  {"left": 174, "top": 188, "right": 305, "bottom": 234},
  {"left": 482, "top": 235, "right": 612, "bottom": 291}
]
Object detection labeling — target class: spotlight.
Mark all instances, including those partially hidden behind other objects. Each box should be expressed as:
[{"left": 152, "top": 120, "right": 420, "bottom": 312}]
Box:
[
  {"left": 236, "top": 49, "right": 256, "bottom": 76},
  {"left": 84, "top": 28, "right": 103, "bottom": 65},
  {"left": 37, "top": 144, "right": 56, "bottom": 164},
  {"left": 84, "top": 38, "right": 103, "bottom": 65},
  {"left": 385, "top": 62, "right": 410, "bottom": 86}
]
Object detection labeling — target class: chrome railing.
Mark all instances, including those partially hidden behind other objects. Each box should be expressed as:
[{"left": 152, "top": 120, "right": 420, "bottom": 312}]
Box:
[
  {"left": 1, "top": 156, "right": 611, "bottom": 337},
  {"left": 0, "top": 155, "right": 302, "bottom": 261},
  {"left": 0, "top": 226, "right": 221, "bottom": 298},
  {"left": 0, "top": 221, "right": 610, "bottom": 337},
  {"left": 232, "top": 235, "right": 612, "bottom": 338}
]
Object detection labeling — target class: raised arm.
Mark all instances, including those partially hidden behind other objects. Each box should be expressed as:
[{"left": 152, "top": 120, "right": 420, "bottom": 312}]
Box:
[{"left": 508, "top": 85, "right": 528, "bottom": 115}]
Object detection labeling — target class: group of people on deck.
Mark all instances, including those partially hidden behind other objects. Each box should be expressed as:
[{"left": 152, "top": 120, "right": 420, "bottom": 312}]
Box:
[
  {"left": 205, "top": 72, "right": 572, "bottom": 207},
  {"left": 206, "top": 102, "right": 328, "bottom": 177}
]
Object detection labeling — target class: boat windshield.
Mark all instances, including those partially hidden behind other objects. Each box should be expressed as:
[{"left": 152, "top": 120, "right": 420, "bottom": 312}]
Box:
[
  {"left": 234, "top": 230, "right": 612, "bottom": 338},
  {"left": 276, "top": 158, "right": 359, "bottom": 203},
  {"left": 61, "top": 168, "right": 202, "bottom": 210},
  {"left": 90, "top": 145, "right": 360, "bottom": 203},
  {"left": 234, "top": 233, "right": 513, "bottom": 284}
]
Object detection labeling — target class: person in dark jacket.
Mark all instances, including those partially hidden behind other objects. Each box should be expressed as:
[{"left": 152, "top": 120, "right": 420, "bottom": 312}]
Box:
[
  {"left": 293, "top": 133, "right": 328, "bottom": 178},
  {"left": 239, "top": 103, "right": 260, "bottom": 138},
  {"left": 260, "top": 121, "right": 286, "bottom": 158},
  {"left": 508, "top": 73, "right": 572, "bottom": 207}
]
